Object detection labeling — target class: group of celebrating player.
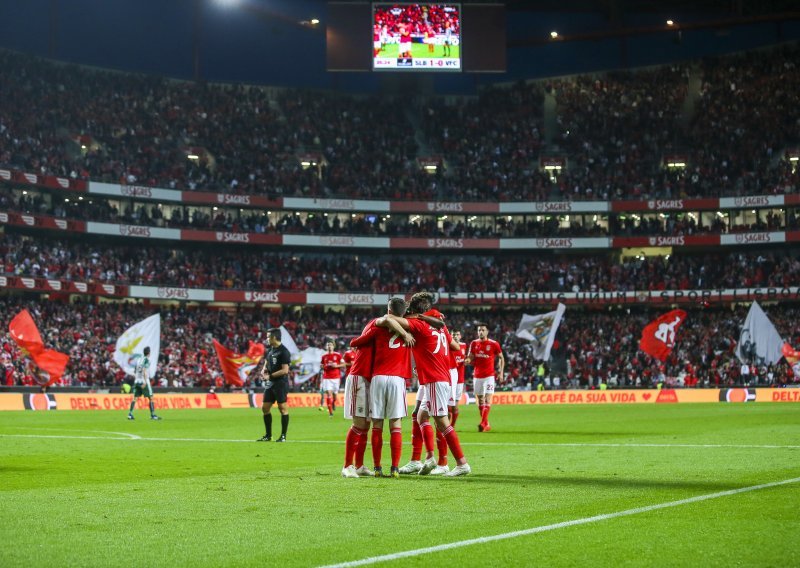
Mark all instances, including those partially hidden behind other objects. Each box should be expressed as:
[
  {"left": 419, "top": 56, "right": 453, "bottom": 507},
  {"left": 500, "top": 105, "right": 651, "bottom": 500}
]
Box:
[{"left": 336, "top": 291, "right": 505, "bottom": 479}]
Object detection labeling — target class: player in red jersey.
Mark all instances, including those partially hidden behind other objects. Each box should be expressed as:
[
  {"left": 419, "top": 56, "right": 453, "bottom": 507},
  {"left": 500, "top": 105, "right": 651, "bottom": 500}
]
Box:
[
  {"left": 373, "top": 24, "right": 382, "bottom": 57},
  {"left": 397, "top": 307, "right": 445, "bottom": 475},
  {"left": 466, "top": 322, "right": 505, "bottom": 432},
  {"left": 428, "top": 311, "right": 463, "bottom": 475},
  {"left": 450, "top": 329, "right": 467, "bottom": 425},
  {"left": 399, "top": 25, "right": 412, "bottom": 58},
  {"left": 341, "top": 338, "right": 374, "bottom": 478},
  {"left": 343, "top": 347, "right": 355, "bottom": 378},
  {"left": 390, "top": 292, "right": 471, "bottom": 477},
  {"left": 320, "top": 341, "right": 346, "bottom": 418},
  {"left": 350, "top": 297, "right": 415, "bottom": 477}
]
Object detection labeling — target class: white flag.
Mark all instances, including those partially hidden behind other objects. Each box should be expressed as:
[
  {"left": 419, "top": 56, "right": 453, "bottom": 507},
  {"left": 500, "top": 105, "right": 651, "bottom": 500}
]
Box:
[
  {"left": 114, "top": 314, "right": 161, "bottom": 378},
  {"left": 735, "top": 301, "right": 783, "bottom": 365},
  {"left": 293, "top": 347, "right": 326, "bottom": 384},
  {"left": 280, "top": 325, "right": 299, "bottom": 355},
  {"left": 516, "top": 303, "right": 566, "bottom": 361}
]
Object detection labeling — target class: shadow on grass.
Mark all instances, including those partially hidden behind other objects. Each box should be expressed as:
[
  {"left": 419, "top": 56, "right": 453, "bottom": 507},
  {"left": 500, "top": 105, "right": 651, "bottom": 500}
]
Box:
[
  {"left": 471, "top": 430, "right": 642, "bottom": 437},
  {"left": 449, "top": 474, "right": 740, "bottom": 491}
]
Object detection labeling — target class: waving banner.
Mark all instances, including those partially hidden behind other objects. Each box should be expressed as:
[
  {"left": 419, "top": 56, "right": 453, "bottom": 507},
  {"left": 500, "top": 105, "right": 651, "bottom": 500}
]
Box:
[
  {"left": 113, "top": 314, "right": 161, "bottom": 378},
  {"left": 639, "top": 310, "right": 687, "bottom": 362}
]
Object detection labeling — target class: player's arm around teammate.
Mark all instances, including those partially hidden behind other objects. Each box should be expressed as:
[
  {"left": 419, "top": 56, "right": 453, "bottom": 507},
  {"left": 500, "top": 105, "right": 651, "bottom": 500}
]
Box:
[{"left": 387, "top": 293, "right": 470, "bottom": 476}]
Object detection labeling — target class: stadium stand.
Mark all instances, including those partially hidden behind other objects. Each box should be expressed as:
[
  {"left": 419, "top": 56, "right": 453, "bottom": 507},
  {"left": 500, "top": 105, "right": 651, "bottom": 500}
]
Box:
[{"left": 1, "top": 44, "right": 799, "bottom": 391}]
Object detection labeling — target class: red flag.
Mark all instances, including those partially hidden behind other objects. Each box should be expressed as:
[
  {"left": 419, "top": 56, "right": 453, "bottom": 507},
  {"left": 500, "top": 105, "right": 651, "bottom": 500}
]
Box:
[
  {"left": 213, "top": 339, "right": 264, "bottom": 387},
  {"left": 639, "top": 310, "right": 687, "bottom": 362},
  {"left": 8, "top": 310, "right": 70, "bottom": 386},
  {"left": 782, "top": 343, "right": 800, "bottom": 365}
]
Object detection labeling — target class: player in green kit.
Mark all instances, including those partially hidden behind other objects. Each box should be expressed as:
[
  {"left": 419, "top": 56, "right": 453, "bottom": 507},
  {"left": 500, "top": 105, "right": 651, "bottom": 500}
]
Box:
[{"left": 127, "top": 346, "right": 161, "bottom": 420}]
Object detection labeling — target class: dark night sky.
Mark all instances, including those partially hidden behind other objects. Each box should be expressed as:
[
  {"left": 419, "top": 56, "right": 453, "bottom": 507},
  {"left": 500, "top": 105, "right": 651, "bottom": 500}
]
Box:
[{"left": 0, "top": 0, "right": 797, "bottom": 93}]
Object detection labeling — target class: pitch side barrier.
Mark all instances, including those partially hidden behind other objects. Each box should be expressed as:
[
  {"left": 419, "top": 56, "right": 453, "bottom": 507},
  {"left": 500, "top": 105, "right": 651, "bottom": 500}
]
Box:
[{"left": 3, "top": 389, "right": 799, "bottom": 411}]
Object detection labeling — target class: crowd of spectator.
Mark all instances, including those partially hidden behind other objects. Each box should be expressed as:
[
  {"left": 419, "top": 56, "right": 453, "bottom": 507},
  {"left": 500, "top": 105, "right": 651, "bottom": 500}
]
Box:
[
  {"left": 374, "top": 4, "right": 461, "bottom": 37},
  {"left": 1, "top": 44, "right": 798, "bottom": 204},
  {"left": 4, "top": 233, "right": 800, "bottom": 293},
  {"left": 419, "top": 82, "right": 550, "bottom": 202},
  {"left": 688, "top": 46, "right": 800, "bottom": 197},
  {"left": 552, "top": 66, "right": 689, "bottom": 201},
  {"left": 2, "top": 298, "right": 798, "bottom": 390}
]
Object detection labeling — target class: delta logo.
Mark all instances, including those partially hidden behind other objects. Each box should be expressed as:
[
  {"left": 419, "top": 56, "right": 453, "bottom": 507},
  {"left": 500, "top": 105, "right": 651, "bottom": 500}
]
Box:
[
  {"left": 23, "top": 393, "right": 57, "bottom": 411},
  {"left": 719, "top": 388, "right": 757, "bottom": 403},
  {"left": 655, "top": 389, "right": 678, "bottom": 403}
]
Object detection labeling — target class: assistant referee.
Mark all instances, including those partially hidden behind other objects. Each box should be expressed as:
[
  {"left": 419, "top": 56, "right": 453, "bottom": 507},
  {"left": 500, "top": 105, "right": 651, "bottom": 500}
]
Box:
[{"left": 257, "top": 327, "right": 292, "bottom": 442}]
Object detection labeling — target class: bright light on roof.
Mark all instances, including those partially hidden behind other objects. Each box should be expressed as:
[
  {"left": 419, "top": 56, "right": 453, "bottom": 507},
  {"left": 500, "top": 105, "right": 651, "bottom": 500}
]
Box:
[
  {"left": 311, "top": 18, "right": 320, "bottom": 25},
  {"left": 666, "top": 19, "right": 675, "bottom": 26},
  {"left": 550, "top": 31, "right": 558, "bottom": 39}
]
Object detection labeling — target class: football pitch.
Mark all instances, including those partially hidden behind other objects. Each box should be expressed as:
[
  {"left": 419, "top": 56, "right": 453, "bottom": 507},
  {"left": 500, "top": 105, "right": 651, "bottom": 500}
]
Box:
[
  {"left": 379, "top": 43, "right": 460, "bottom": 60},
  {"left": 1, "top": 403, "right": 799, "bottom": 567}
]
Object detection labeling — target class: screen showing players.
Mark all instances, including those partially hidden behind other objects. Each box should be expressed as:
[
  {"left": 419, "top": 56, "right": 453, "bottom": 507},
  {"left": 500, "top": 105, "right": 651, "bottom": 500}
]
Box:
[{"left": 372, "top": 3, "right": 462, "bottom": 71}]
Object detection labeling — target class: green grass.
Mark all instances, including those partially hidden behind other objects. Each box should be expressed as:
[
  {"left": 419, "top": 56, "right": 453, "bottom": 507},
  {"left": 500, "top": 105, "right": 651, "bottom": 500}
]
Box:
[
  {"left": 378, "top": 42, "right": 460, "bottom": 60},
  {"left": 1, "top": 404, "right": 799, "bottom": 567}
]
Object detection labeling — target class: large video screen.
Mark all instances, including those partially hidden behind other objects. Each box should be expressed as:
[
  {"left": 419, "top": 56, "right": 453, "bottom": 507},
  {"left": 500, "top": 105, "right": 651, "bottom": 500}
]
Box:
[{"left": 372, "top": 3, "right": 462, "bottom": 72}]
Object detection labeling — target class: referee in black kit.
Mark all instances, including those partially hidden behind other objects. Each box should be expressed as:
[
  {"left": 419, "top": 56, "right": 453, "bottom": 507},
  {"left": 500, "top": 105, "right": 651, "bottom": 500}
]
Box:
[{"left": 257, "top": 328, "right": 292, "bottom": 442}]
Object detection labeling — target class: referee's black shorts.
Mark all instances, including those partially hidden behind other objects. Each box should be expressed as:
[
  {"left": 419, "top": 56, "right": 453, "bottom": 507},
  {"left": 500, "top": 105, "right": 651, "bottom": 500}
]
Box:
[{"left": 263, "top": 379, "right": 289, "bottom": 404}]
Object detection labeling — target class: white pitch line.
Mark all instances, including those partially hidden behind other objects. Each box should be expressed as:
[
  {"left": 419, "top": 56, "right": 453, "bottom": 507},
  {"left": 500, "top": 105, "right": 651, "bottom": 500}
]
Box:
[
  {"left": 0, "top": 434, "right": 799, "bottom": 450},
  {"left": 463, "top": 442, "right": 800, "bottom": 450},
  {"left": 318, "top": 476, "right": 800, "bottom": 568}
]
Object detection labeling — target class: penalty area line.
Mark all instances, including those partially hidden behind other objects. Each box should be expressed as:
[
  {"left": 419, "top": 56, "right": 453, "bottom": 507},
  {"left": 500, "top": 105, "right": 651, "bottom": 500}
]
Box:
[{"left": 318, "top": 476, "right": 800, "bottom": 568}]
